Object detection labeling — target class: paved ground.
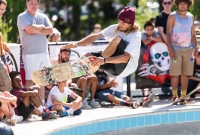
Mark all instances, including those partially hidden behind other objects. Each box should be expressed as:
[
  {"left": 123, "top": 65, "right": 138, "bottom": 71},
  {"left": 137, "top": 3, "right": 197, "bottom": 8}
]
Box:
[{"left": 11, "top": 99, "right": 200, "bottom": 135}]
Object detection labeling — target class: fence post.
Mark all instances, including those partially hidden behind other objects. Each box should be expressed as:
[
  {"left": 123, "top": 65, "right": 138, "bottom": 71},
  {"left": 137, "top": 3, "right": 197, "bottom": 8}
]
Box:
[{"left": 126, "top": 75, "right": 131, "bottom": 97}]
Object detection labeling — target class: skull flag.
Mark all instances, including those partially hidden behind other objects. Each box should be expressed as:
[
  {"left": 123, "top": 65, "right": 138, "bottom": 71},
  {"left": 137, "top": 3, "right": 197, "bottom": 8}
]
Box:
[{"left": 135, "top": 42, "right": 171, "bottom": 89}]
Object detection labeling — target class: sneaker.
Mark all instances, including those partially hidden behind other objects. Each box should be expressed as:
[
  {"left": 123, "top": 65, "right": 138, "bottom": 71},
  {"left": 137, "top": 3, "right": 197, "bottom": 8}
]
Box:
[
  {"left": 180, "top": 98, "right": 195, "bottom": 104},
  {"left": 142, "top": 93, "right": 156, "bottom": 107},
  {"left": 172, "top": 97, "right": 179, "bottom": 102},
  {"left": 5, "top": 118, "right": 17, "bottom": 126},
  {"left": 89, "top": 99, "right": 101, "bottom": 108},
  {"left": 15, "top": 115, "right": 23, "bottom": 123},
  {"left": 42, "top": 109, "right": 57, "bottom": 120},
  {"left": 131, "top": 102, "right": 140, "bottom": 109},
  {"left": 58, "top": 110, "right": 68, "bottom": 117},
  {"left": 81, "top": 100, "right": 92, "bottom": 109}
]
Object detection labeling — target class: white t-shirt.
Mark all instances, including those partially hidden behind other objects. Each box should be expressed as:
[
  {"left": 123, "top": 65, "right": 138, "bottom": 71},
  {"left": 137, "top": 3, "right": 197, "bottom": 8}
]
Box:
[
  {"left": 47, "top": 86, "right": 72, "bottom": 107},
  {"left": 100, "top": 24, "right": 141, "bottom": 77}
]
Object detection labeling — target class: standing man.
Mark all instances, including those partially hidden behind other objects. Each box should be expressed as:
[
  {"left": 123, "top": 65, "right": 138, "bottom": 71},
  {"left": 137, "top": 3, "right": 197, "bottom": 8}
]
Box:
[
  {"left": 62, "top": 6, "right": 141, "bottom": 77},
  {"left": 17, "top": 0, "right": 53, "bottom": 104},
  {"left": 0, "top": 0, "right": 11, "bottom": 93},
  {"left": 155, "top": 0, "right": 173, "bottom": 44},
  {"left": 167, "top": 0, "right": 198, "bottom": 102}
]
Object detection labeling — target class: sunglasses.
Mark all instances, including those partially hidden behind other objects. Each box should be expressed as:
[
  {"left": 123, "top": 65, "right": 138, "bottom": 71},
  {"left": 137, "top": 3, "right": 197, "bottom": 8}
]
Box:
[{"left": 163, "top": 1, "right": 172, "bottom": 5}]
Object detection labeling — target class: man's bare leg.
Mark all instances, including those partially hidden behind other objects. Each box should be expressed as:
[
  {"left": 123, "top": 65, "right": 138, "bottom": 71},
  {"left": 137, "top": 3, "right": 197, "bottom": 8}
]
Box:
[
  {"left": 180, "top": 74, "right": 189, "bottom": 99},
  {"left": 102, "top": 36, "right": 121, "bottom": 58},
  {"left": 171, "top": 76, "right": 179, "bottom": 98},
  {"left": 87, "top": 76, "right": 98, "bottom": 99}
]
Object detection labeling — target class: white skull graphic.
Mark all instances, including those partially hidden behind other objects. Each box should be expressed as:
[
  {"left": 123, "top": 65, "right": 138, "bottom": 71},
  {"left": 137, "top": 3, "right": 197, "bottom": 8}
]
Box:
[{"left": 149, "top": 42, "right": 170, "bottom": 71}]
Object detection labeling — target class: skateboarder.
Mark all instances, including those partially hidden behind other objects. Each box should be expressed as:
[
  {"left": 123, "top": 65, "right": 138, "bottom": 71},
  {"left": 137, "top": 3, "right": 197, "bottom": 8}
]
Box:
[{"left": 61, "top": 6, "right": 141, "bottom": 77}]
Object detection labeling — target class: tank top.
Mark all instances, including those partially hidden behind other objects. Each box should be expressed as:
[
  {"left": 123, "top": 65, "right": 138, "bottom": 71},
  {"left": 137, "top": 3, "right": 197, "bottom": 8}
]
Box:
[{"left": 171, "top": 11, "right": 193, "bottom": 48}]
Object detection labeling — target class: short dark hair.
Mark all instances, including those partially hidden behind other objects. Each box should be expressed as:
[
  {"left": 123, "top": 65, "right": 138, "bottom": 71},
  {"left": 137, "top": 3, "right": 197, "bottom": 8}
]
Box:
[
  {"left": 162, "top": 0, "right": 173, "bottom": 2},
  {"left": 9, "top": 71, "right": 21, "bottom": 82},
  {"left": 0, "top": 0, "right": 7, "bottom": 5},
  {"left": 60, "top": 49, "right": 71, "bottom": 53},
  {"left": 144, "top": 21, "right": 154, "bottom": 29},
  {"left": 26, "top": 0, "right": 40, "bottom": 3},
  {"left": 174, "top": 0, "right": 193, "bottom": 8}
]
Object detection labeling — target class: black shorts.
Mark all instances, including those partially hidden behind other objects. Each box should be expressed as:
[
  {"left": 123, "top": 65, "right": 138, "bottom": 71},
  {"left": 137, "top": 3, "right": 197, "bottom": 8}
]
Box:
[
  {"left": 187, "top": 79, "right": 199, "bottom": 98},
  {"left": 91, "top": 39, "right": 129, "bottom": 76},
  {"left": 17, "top": 101, "right": 34, "bottom": 120}
]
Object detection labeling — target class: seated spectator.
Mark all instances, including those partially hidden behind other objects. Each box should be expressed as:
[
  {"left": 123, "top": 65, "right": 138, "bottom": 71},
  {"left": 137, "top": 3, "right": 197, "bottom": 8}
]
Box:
[
  {"left": 0, "top": 91, "right": 19, "bottom": 125},
  {"left": 187, "top": 51, "right": 200, "bottom": 99},
  {"left": 50, "top": 48, "right": 101, "bottom": 109},
  {"left": 9, "top": 71, "right": 56, "bottom": 120},
  {"left": 46, "top": 80, "right": 82, "bottom": 117},
  {"left": 95, "top": 69, "right": 155, "bottom": 108},
  {"left": 194, "top": 20, "right": 200, "bottom": 35}
]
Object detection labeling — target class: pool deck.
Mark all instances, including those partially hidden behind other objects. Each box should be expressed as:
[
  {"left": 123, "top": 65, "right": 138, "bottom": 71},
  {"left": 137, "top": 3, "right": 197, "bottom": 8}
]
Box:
[{"left": 11, "top": 98, "right": 200, "bottom": 135}]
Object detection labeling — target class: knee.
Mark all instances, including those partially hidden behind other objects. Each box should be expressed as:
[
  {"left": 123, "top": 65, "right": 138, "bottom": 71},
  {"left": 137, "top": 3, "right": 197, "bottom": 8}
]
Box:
[
  {"left": 107, "top": 94, "right": 114, "bottom": 101},
  {"left": 111, "top": 36, "right": 121, "bottom": 44},
  {"left": 0, "top": 92, "right": 4, "bottom": 96},
  {"left": 79, "top": 77, "right": 87, "bottom": 85},
  {"left": 3, "top": 91, "right": 11, "bottom": 97}
]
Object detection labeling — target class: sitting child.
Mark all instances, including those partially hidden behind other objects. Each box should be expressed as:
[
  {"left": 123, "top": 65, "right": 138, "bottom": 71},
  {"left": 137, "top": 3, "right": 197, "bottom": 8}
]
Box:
[
  {"left": 95, "top": 69, "right": 155, "bottom": 108},
  {"left": 47, "top": 80, "right": 82, "bottom": 117},
  {"left": 0, "top": 91, "right": 20, "bottom": 125},
  {"left": 9, "top": 71, "right": 56, "bottom": 120}
]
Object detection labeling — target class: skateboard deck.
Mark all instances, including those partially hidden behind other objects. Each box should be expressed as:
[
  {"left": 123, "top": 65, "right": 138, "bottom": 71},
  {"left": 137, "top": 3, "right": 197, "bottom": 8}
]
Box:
[
  {"left": 172, "top": 85, "right": 200, "bottom": 105},
  {"left": 31, "top": 57, "right": 99, "bottom": 86}
]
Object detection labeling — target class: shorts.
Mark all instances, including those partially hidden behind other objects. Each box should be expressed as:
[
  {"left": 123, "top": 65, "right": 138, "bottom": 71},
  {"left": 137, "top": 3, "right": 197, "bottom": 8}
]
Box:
[
  {"left": 48, "top": 105, "right": 82, "bottom": 115},
  {"left": 91, "top": 39, "right": 128, "bottom": 76},
  {"left": 95, "top": 89, "right": 127, "bottom": 102},
  {"left": 22, "top": 52, "right": 50, "bottom": 80},
  {"left": 170, "top": 48, "right": 194, "bottom": 76},
  {"left": 0, "top": 60, "right": 11, "bottom": 92},
  {"left": 17, "top": 101, "right": 34, "bottom": 120},
  {"left": 187, "top": 79, "right": 199, "bottom": 98}
]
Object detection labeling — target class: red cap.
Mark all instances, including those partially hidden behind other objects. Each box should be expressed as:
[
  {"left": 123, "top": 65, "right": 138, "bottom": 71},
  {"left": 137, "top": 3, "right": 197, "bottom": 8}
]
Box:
[{"left": 117, "top": 6, "right": 136, "bottom": 24}]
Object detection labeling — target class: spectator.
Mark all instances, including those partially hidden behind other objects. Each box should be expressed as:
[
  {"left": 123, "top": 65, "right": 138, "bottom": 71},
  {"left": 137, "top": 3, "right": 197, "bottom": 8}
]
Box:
[
  {"left": 95, "top": 69, "right": 155, "bottom": 108},
  {"left": 155, "top": 0, "right": 173, "bottom": 44},
  {"left": 62, "top": 6, "right": 141, "bottom": 78},
  {"left": 194, "top": 20, "right": 200, "bottom": 35},
  {"left": 50, "top": 48, "right": 101, "bottom": 109},
  {"left": 48, "top": 28, "right": 61, "bottom": 42},
  {"left": 167, "top": 0, "right": 198, "bottom": 103},
  {"left": 17, "top": 0, "right": 54, "bottom": 104},
  {"left": 0, "top": 91, "right": 18, "bottom": 125},
  {"left": 9, "top": 71, "right": 57, "bottom": 120},
  {"left": 0, "top": 33, "right": 10, "bottom": 66},
  {"left": 92, "top": 23, "right": 105, "bottom": 41},
  {"left": 46, "top": 80, "right": 82, "bottom": 117},
  {"left": 141, "top": 21, "right": 162, "bottom": 46},
  {"left": 0, "top": 0, "right": 11, "bottom": 95},
  {"left": 187, "top": 51, "right": 200, "bottom": 98}
]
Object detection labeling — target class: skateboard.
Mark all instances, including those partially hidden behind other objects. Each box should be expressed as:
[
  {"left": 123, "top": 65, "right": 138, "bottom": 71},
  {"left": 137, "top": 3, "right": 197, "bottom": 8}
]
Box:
[
  {"left": 172, "top": 86, "right": 200, "bottom": 105},
  {"left": 31, "top": 56, "right": 99, "bottom": 86}
]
